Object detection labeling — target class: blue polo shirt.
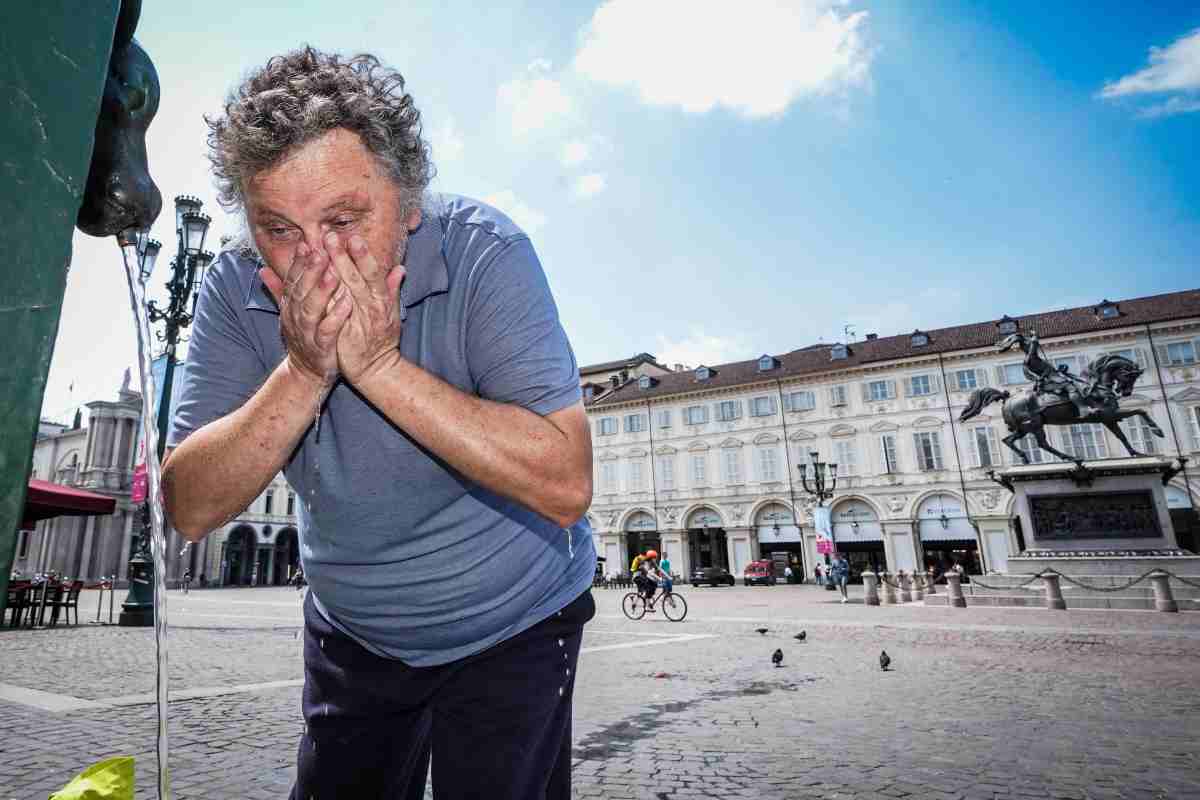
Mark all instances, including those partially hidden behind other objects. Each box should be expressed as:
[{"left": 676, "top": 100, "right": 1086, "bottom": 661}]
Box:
[{"left": 168, "top": 193, "right": 595, "bottom": 667}]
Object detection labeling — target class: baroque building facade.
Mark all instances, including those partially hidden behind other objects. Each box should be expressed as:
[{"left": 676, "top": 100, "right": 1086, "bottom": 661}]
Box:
[
  {"left": 584, "top": 291, "right": 1200, "bottom": 580},
  {"left": 20, "top": 375, "right": 299, "bottom": 587}
]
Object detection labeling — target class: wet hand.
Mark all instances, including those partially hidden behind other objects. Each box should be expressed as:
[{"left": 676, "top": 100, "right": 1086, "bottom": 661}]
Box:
[
  {"left": 259, "top": 242, "right": 352, "bottom": 389},
  {"left": 323, "top": 231, "right": 405, "bottom": 385}
]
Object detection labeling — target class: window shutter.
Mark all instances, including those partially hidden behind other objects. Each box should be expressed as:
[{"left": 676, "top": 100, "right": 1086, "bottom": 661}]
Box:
[
  {"left": 932, "top": 432, "right": 944, "bottom": 468},
  {"left": 767, "top": 396, "right": 777, "bottom": 414},
  {"left": 1132, "top": 348, "right": 1148, "bottom": 369},
  {"left": 860, "top": 382, "right": 871, "bottom": 402},
  {"left": 995, "top": 365, "right": 1007, "bottom": 385},
  {"left": 1155, "top": 344, "right": 1171, "bottom": 366},
  {"left": 904, "top": 377, "right": 914, "bottom": 397},
  {"left": 735, "top": 401, "right": 743, "bottom": 419},
  {"left": 782, "top": 392, "right": 792, "bottom": 412},
  {"left": 700, "top": 406, "right": 709, "bottom": 424},
  {"left": 886, "top": 379, "right": 897, "bottom": 399},
  {"left": 828, "top": 386, "right": 838, "bottom": 405},
  {"left": 931, "top": 373, "right": 942, "bottom": 394},
  {"left": 912, "top": 433, "right": 923, "bottom": 468},
  {"left": 966, "top": 427, "right": 980, "bottom": 468},
  {"left": 976, "top": 368, "right": 990, "bottom": 388}
]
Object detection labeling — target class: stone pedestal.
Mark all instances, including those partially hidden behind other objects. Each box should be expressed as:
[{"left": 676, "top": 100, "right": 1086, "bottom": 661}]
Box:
[{"left": 862, "top": 572, "right": 880, "bottom": 606}]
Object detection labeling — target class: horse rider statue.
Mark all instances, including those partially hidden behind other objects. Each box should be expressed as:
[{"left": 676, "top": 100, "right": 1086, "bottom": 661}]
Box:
[{"left": 960, "top": 329, "right": 1163, "bottom": 464}]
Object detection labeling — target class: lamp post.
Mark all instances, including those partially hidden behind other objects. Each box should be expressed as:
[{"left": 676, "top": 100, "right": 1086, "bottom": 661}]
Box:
[
  {"left": 119, "top": 195, "right": 212, "bottom": 626},
  {"left": 798, "top": 451, "right": 838, "bottom": 567}
]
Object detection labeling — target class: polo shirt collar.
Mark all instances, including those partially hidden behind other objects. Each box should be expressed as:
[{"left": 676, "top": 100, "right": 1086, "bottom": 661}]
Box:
[{"left": 244, "top": 203, "right": 449, "bottom": 314}]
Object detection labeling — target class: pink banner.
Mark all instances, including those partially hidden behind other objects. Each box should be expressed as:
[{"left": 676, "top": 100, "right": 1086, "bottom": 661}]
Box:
[{"left": 131, "top": 463, "right": 148, "bottom": 503}]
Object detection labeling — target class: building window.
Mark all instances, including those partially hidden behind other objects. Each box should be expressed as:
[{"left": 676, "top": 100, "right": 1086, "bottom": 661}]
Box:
[
  {"left": 969, "top": 425, "right": 999, "bottom": 468},
  {"left": 834, "top": 439, "right": 857, "bottom": 476},
  {"left": 598, "top": 417, "right": 617, "bottom": 436},
  {"left": 628, "top": 458, "right": 646, "bottom": 491},
  {"left": 656, "top": 409, "right": 671, "bottom": 428},
  {"left": 18, "top": 530, "right": 30, "bottom": 558},
  {"left": 879, "top": 434, "right": 899, "bottom": 474},
  {"left": 286, "top": 492, "right": 296, "bottom": 516},
  {"left": 866, "top": 379, "right": 895, "bottom": 402},
  {"left": 997, "top": 317, "right": 1018, "bottom": 334},
  {"left": 750, "top": 396, "right": 777, "bottom": 417},
  {"left": 624, "top": 414, "right": 646, "bottom": 433},
  {"left": 695, "top": 365, "right": 712, "bottom": 381},
  {"left": 831, "top": 344, "right": 848, "bottom": 360},
  {"left": 914, "top": 431, "right": 944, "bottom": 471},
  {"left": 637, "top": 375, "right": 652, "bottom": 389},
  {"left": 757, "top": 446, "right": 779, "bottom": 482},
  {"left": 955, "top": 369, "right": 978, "bottom": 391},
  {"left": 758, "top": 355, "right": 777, "bottom": 371},
  {"left": 911, "top": 331, "right": 929, "bottom": 346},
  {"left": 722, "top": 449, "right": 743, "bottom": 485},
  {"left": 1011, "top": 434, "right": 1044, "bottom": 464},
  {"left": 691, "top": 453, "right": 707, "bottom": 486},
  {"left": 829, "top": 385, "right": 848, "bottom": 407},
  {"left": 1190, "top": 407, "right": 1200, "bottom": 451},
  {"left": 656, "top": 455, "right": 675, "bottom": 490},
  {"left": 1096, "top": 300, "right": 1120, "bottom": 319},
  {"left": 1120, "top": 417, "right": 1158, "bottom": 455},
  {"left": 999, "top": 363, "right": 1026, "bottom": 385},
  {"left": 907, "top": 374, "right": 934, "bottom": 396},
  {"left": 1165, "top": 341, "right": 1197, "bottom": 366},
  {"left": 583, "top": 385, "right": 595, "bottom": 402},
  {"left": 785, "top": 390, "right": 815, "bottom": 411},
  {"left": 264, "top": 490, "right": 274, "bottom": 515},
  {"left": 601, "top": 462, "right": 617, "bottom": 493},
  {"left": 1060, "top": 424, "right": 1108, "bottom": 461},
  {"left": 685, "top": 405, "right": 708, "bottom": 425},
  {"left": 716, "top": 400, "right": 743, "bottom": 422}
]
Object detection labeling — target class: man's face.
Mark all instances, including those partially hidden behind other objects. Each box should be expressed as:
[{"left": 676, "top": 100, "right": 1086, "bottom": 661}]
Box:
[{"left": 243, "top": 127, "right": 421, "bottom": 287}]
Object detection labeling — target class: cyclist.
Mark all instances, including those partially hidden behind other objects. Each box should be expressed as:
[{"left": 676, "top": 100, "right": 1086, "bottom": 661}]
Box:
[{"left": 635, "top": 550, "right": 661, "bottom": 609}]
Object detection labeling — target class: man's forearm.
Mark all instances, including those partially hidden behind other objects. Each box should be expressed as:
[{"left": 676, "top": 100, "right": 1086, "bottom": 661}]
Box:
[
  {"left": 163, "top": 358, "right": 328, "bottom": 541},
  {"left": 355, "top": 351, "right": 592, "bottom": 528}
]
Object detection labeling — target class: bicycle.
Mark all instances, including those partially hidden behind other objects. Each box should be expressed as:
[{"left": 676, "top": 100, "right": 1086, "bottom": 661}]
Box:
[{"left": 622, "top": 585, "right": 688, "bottom": 622}]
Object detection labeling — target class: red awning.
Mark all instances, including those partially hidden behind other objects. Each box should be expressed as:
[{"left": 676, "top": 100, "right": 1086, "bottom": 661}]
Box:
[{"left": 22, "top": 478, "right": 117, "bottom": 529}]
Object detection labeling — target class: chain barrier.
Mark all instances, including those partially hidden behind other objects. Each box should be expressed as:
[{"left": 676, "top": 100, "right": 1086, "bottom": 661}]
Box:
[{"left": 960, "top": 568, "right": 1200, "bottom": 593}]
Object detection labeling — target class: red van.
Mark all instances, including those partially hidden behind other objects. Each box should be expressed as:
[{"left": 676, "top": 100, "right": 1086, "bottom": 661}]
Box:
[{"left": 743, "top": 560, "right": 777, "bottom": 587}]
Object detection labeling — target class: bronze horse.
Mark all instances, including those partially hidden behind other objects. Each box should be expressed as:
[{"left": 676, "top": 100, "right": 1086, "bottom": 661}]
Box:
[
  {"left": 959, "top": 352, "right": 1164, "bottom": 464},
  {"left": 76, "top": 0, "right": 161, "bottom": 237}
]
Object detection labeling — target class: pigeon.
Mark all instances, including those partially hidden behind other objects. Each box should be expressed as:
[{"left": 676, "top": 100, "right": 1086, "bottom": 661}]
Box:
[
  {"left": 772, "top": 648, "right": 784, "bottom": 667},
  {"left": 755, "top": 628, "right": 769, "bottom": 636},
  {"left": 793, "top": 631, "right": 807, "bottom": 642},
  {"left": 879, "top": 650, "right": 891, "bottom": 671}
]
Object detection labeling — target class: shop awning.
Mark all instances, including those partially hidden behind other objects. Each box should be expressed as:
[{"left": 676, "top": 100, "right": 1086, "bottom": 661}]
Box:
[{"left": 22, "top": 478, "right": 116, "bottom": 529}]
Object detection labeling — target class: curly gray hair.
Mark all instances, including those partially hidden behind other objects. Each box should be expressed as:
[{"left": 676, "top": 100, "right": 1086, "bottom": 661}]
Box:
[{"left": 206, "top": 46, "right": 434, "bottom": 234}]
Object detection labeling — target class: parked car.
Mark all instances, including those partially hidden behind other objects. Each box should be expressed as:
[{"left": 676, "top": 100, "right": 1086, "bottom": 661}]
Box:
[
  {"left": 690, "top": 566, "right": 736, "bottom": 587},
  {"left": 743, "top": 560, "right": 777, "bottom": 586}
]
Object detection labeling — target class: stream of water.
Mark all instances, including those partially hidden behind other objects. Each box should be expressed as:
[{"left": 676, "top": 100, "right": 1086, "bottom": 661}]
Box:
[{"left": 120, "top": 238, "right": 172, "bottom": 800}]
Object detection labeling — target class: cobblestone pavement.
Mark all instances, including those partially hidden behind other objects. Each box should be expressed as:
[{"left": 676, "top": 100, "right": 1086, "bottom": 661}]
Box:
[{"left": 2, "top": 583, "right": 1198, "bottom": 799}]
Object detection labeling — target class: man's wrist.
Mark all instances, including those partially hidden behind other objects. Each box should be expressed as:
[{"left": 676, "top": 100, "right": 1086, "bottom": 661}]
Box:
[
  {"left": 352, "top": 348, "right": 406, "bottom": 393},
  {"left": 282, "top": 355, "right": 334, "bottom": 396}
]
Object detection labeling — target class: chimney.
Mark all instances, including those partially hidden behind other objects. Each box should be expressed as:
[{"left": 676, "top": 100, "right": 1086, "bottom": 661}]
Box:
[
  {"left": 674, "top": 363, "right": 685, "bottom": 372},
  {"left": 866, "top": 333, "right": 878, "bottom": 341}
]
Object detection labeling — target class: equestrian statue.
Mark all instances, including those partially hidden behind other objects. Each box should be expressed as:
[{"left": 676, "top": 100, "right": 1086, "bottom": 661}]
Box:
[{"left": 959, "top": 330, "right": 1164, "bottom": 464}]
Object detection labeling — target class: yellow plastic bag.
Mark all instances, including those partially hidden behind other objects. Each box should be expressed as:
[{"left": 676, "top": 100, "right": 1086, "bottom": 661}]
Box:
[{"left": 49, "top": 756, "right": 134, "bottom": 800}]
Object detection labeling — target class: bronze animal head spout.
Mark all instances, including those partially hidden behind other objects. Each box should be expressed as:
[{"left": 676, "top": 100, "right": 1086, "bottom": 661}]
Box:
[{"left": 76, "top": 0, "right": 162, "bottom": 237}]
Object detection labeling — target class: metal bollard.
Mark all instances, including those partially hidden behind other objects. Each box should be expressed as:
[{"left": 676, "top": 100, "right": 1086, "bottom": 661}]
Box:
[
  {"left": 862, "top": 572, "right": 880, "bottom": 606},
  {"left": 912, "top": 571, "right": 925, "bottom": 601},
  {"left": 1149, "top": 572, "right": 1178, "bottom": 613},
  {"left": 1041, "top": 573, "right": 1066, "bottom": 610},
  {"left": 881, "top": 572, "right": 898, "bottom": 605},
  {"left": 898, "top": 571, "right": 913, "bottom": 603},
  {"left": 945, "top": 571, "right": 967, "bottom": 608},
  {"left": 925, "top": 569, "right": 937, "bottom": 595}
]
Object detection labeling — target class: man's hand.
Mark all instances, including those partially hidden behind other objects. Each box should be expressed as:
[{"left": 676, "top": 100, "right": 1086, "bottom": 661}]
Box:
[
  {"left": 259, "top": 243, "right": 352, "bottom": 389},
  {"left": 323, "top": 231, "right": 405, "bottom": 385}
]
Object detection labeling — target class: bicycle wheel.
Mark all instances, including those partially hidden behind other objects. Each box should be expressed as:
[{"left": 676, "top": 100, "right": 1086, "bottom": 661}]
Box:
[
  {"left": 660, "top": 592, "right": 688, "bottom": 622},
  {"left": 622, "top": 592, "right": 646, "bottom": 620}
]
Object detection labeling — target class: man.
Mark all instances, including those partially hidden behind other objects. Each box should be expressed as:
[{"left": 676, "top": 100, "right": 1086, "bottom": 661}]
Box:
[
  {"left": 162, "top": 48, "right": 595, "bottom": 799},
  {"left": 181, "top": 569, "right": 191, "bottom": 594},
  {"left": 831, "top": 553, "right": 850, "bottom": 603},
  {"left": 1019, "top": 331, "right": 1089, "bottom": 416}
]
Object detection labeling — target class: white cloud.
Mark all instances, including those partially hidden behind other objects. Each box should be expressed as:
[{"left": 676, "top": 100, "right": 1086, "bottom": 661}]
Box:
[
  {"left": 560, "top": 140, "right": 591, "bottom": 167},
  {"left": 428, "top": 115, "right": 464, "bottom": 162},
  {"left": 653, "top": 329, "right": 754, "bottom": 369},
  {"left": 573, "top": 0, "right": 873, "bottom": 118},
  {"left": 572, "top": 173, "right": 607, "bottom": 198},
  {"left": 1099, "top": 28, "right": 1200, "bottom": 117},
  {"left": 482, "top": 190, "right": 547, "bottom": 234},
  {"left": 497, "top": 60, "right": 574, "bottom": 136}
]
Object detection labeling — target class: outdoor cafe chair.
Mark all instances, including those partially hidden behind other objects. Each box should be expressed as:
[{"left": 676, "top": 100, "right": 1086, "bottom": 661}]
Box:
[
  {"left": 48, "top": 580, "right": 84, "bottom": 626},
  {"left": 5, "top": 583, "right": 32, "bottom": 628}
]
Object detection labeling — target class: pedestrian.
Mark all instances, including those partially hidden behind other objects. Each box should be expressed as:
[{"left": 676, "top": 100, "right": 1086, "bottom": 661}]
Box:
[
  {"left": 181, "top": 569, "right": 192, "bottom": 594},
  {"left": 198, "top": 572, "right": 206, "bottom": 589},
  {"left": 162, "top": 47, "right": 595, "bottom": 800},
  {"left": 831, "top": 552, "right": 850, "bottom": 603},
  {"left": 814, "top": 562, "right": 824, "bottom": 586},
  {"left": 784, "top": 564, "right": 793, "bottom": 583}
]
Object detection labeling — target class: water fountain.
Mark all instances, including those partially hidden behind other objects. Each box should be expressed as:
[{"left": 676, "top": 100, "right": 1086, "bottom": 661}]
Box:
[{"left": 0, "top": 2, "right": 173, "bottom": 796}]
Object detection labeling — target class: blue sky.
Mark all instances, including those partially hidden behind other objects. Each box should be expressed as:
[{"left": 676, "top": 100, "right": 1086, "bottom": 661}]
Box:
[{"left": 42, "top": 0, "right": 1200, "bottom": 421}]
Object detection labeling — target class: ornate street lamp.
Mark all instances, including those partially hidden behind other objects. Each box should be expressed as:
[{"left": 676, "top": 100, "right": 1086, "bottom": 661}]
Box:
[
  {"left": 798, "top": 451, "right": 838, "bottom": 567},
  {"left": 119, "top": 195, "right": 212, "bottom": 626}
]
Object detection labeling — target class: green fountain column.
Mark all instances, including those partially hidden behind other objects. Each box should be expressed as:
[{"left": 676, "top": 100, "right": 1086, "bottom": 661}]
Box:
[{"left": 0, "top": 2, "right": 122, "bottom": 612}]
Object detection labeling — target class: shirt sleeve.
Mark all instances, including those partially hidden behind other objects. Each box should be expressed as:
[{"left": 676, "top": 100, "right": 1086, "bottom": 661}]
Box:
[
  {"left": 167, "top": 254, "right": 270, "bottom": 448},
  {"left": 464, "top": 237, "right": 582, "bottom": 416}
]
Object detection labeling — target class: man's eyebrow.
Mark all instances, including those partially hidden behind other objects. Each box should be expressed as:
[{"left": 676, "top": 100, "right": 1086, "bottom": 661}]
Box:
[{"left": 251, "top": 194, "right": 370, "bottom": 222}]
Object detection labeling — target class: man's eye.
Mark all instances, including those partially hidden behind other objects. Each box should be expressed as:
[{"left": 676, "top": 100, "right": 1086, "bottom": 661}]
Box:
[
  {"left": 268, "top": 227, "right": 294, "bottom": 238},
  {"left": 333, "top": 218, "right": 356, "bottom": 229}
]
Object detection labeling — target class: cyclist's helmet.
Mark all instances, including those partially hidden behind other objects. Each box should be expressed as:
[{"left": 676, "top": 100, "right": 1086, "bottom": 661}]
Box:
[{"left": 645, "top": 550, "right": 658, "bottom": 559}]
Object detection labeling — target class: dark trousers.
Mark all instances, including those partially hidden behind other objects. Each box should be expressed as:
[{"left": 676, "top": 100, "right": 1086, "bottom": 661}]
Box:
[{"left": 290, "top": 589, "right": 595, "bottom": 800}]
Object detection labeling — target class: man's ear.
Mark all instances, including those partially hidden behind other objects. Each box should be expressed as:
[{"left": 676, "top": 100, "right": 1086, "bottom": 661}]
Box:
[{"left": 405, "top": 207, "right": 422, "bottom": 232}]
